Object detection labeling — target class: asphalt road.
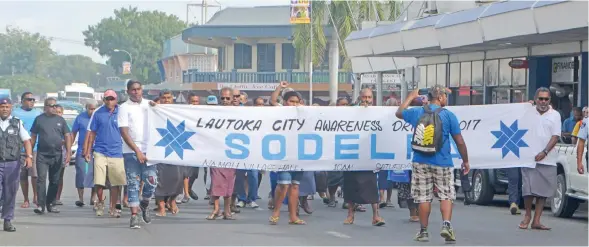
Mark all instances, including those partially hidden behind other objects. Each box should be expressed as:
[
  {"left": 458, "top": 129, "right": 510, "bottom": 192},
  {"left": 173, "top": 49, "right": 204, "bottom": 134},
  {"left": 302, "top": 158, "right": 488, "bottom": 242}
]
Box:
[{"left": 1, "top": 167, "right": 587, "bottom": 246}]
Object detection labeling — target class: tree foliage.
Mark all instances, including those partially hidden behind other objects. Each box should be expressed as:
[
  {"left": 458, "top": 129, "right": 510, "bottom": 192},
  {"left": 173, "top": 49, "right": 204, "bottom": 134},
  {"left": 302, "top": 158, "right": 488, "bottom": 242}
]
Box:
[
  {"left": 83, "top": 7, "right": 187, "bottom": 83},
  {"left": 293, "top": 0, "right": 402, "bottom": 70},
  {"left": 0, "top": 75, "right": 57, "bottom": 95},
  {"left": 0, "top": 28, "right": 115, "bottom": 97},
  {"left": 0, "top": 27, "right": 54, "bottom": 75}
]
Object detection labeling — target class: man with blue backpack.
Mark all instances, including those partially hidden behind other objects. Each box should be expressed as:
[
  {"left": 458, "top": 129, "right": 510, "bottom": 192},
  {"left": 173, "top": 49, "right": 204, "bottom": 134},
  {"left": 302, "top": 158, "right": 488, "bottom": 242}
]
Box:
[{"left": 395, "top": 85, "right": 470, "bottom": 244}]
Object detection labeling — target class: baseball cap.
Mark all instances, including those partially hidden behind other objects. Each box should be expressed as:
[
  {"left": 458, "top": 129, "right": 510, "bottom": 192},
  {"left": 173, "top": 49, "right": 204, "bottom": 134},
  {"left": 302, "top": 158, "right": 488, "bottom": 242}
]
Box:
[
  {"left": 104, "top": 89, "right": 117, "bottom": 100},
  {"left": 0, "top": 97, "right": 11, "bottom": 105},
  {"left": 206, "top": 95, "right": 218, "bottom": 105}
]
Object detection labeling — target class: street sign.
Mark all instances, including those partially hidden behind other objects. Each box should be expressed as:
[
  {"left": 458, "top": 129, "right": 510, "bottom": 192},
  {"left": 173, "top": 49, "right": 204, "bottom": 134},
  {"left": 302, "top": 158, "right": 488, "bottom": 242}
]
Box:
[{"left": 122, "top": 61, "right": 131, "bottom": 75}]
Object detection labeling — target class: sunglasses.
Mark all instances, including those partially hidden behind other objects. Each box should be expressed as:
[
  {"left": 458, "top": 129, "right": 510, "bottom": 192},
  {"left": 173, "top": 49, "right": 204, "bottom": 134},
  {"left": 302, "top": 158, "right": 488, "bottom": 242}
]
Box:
[
  {"left": 24, "top": 98, "right": 35, "bottom": 102},
  {"left": 221, "top": 97, "right": 231, "bottom": 101},
  {"left": 537, "top": 97, "right": 550, "bottom": 101},
  {"left": 233, "top": 95, "right": 241, "bottom": 98},
  {"left": 45, "top": 104, "right": 57, "bottom": 108},
  {"left": 104, "top": 96, "right": 116, "bottom": 101}
]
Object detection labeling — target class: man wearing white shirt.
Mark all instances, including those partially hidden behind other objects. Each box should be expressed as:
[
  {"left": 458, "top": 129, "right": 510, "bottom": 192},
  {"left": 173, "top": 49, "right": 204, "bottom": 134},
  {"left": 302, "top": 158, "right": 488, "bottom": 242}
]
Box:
[
  {"left": 519, "top": 87, "right": 561, "bottom": 231},
  {"left": 118, "top": 80, "right": 156, "bottom": 229}
]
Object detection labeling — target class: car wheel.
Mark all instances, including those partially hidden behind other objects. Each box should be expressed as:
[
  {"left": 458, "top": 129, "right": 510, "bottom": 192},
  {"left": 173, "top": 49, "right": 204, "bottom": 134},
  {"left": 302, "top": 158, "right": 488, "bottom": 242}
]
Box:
[
  {"left": 551, "top": 173, "right": 580, "bottom": 218},
  {"left": 469, "top": 170, "right": 494, "bottom": 205}
]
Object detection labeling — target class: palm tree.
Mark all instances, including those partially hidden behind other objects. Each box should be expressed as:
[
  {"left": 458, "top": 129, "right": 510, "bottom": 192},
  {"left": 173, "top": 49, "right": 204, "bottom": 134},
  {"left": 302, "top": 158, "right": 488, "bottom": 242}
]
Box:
[{"left": 292, "top": 0, "right": 402, "bottom": 71}]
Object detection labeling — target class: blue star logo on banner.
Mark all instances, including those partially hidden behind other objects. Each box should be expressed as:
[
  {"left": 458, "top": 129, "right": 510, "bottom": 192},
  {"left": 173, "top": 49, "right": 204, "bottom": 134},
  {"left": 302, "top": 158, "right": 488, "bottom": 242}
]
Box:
[
  {"left": 490, "top": 120, "right": 529, "bottom": 158},
  {"left": 154, "top": 119, "right": 195, "bottom": 159}
]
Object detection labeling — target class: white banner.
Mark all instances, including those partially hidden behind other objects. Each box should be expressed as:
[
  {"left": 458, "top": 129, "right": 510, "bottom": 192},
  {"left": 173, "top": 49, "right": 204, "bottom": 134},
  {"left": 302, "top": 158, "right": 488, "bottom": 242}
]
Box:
[{"left": 146, "top": 104, "right": 549, "bottom": 171}]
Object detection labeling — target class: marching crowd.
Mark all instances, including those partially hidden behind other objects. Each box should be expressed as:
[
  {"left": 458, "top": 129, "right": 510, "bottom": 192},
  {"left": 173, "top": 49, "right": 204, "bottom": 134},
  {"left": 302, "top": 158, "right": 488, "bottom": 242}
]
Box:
[{"left": 0, "top": 79, "right": 567, "bottom": 243}]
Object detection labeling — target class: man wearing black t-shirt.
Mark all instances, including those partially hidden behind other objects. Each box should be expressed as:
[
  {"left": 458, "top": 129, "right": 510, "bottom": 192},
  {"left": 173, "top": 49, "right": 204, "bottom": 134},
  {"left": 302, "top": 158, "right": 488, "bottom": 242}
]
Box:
[{"left": 30, "top": 98, "right": 72, "bottom": 214}]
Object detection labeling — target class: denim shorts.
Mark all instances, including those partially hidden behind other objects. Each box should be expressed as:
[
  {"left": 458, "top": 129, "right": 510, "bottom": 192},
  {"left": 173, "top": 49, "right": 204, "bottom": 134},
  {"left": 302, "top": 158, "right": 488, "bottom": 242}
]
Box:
[{"left": 277, "top": 171, "right": 303, "bottom": 185}]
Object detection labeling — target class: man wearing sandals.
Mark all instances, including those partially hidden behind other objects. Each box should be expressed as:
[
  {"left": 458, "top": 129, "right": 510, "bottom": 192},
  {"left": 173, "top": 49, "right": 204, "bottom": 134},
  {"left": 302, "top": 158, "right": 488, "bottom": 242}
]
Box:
[
  {"left": 268, "top": 82, "right": 306, "bottom": 225},
  {"left": 206, "top": 87, "right": 237, "bottom": 221},
  {"left": 396, "top": 85, "right": 470, "bottom": 243},
  {"left": 518, "top": 87, "right": 561, "bottom": 231},
  {"left": 71, "top": 101, "right": 98, "bottom": 208},
  {"left": 342, "top": 89, "right": 385, "bottom": 227},
  {"left": 84, "top": 90, "right": 126, "bottom": 218}
]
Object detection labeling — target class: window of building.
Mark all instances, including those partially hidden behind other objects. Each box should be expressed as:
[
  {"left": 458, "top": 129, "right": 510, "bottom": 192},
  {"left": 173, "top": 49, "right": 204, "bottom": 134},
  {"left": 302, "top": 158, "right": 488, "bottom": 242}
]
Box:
[
  {"left": 418, "top": 65, "right": 427, "bottom": 89},
  {"left": 449, "top": 63, "right": 460, "bottom": 87},
  {"left": 499, "top": 58, "right": 512, "bottom": 86},
  {"left": 472, "top": 61, "right": 483, "bottom": 86},
  {"left": 512, "top": 57, "right": 527, "bottom": 86},
  {"left": 437, "top": 64, "right": 447, "bottom": 87},
  {"left": 484, "top": 59, "right": 499, "bottom": 86},
  {"left": 234, "top": 43, "right": 252, "bottom": 69},
  {"left": 427, "top": 65, "right": 436, "bottom": 86},
  {"left": 471, "top": 87, "right": 484, "bottom": 105},
  {"left": 281, "top": 43, "right": 299, "bottom": 70},
  {"left": 460, "top": 62, "right": 472, "bottom": 86}
]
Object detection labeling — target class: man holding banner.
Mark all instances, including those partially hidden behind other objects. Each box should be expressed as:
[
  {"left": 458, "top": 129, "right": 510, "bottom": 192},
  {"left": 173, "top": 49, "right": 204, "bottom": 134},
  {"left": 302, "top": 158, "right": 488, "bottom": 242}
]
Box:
[
  {"left": 118, "top": 80, "right": 156, "bottom": 229},
  {"left": 206, "top": 87, "right": 238, "bottom": 220},
  {"left": 342, "top": 89, "right": 384, "bottom": 226},
  {"left": 396, "top": 85, "right": 470, "bottom": 243},
  {"left": 519, "top": 88, "right": 561, "bottom": 231}
]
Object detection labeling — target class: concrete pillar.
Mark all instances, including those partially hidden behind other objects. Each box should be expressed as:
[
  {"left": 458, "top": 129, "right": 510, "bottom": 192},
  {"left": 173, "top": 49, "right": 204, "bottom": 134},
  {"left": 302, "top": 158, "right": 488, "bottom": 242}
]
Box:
[
  {"left": 329, "top": 36, "right": 339, "bottom": 104},
  {"left": 376, "top": 72, "right": 383, "bottom": 106},
  {"left": 581, "top": 52, "right": 587, "bottom": 107},
  {"left": 527, "top": 56, "right": 552, "bottom": 101},
  {"left": 353, "top": 73, "right": 361, "bottom": 102}
]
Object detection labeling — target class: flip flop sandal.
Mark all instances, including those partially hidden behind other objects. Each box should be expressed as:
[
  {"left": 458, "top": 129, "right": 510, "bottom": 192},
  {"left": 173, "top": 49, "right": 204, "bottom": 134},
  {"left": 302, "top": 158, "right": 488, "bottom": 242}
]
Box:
[
  {"left": 222, "top": 213, "right": 235, "bottom": 220},
  {"left": 355, "top": 205, "right": 366, "bottom": 212},
  {"left": 372, "top": 218, "right": 386, "bottom": 226},
  {"left": 269, "top": 216, "right": 279, "bottom": 225},
  {"left": 21, "top": 201, "right": 30, "bottom": 208},
  {"left": 531, "top": 224, "right": 551, "bottom": 231},
  {"left": 206, "top": 212, "right": 221, "bottom": 220},
  {"left": 171, "top": 207, "right": 179, "bottom": 215},
  {"left": 343, "top": 217, "right": 354, "bottom": 225},
  {"left": 288, "top": 219, "right": 306, "bottom": 225},
  {"left": 519, "top": 220, "right": 530, "bottom": 229}
]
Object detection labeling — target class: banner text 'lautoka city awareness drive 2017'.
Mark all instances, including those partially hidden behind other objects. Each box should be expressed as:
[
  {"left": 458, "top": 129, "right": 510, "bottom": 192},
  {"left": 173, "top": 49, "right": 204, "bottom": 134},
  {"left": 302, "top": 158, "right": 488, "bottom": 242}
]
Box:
[{"left": 146, "top": 103, "right": 552, "bottom": 171}]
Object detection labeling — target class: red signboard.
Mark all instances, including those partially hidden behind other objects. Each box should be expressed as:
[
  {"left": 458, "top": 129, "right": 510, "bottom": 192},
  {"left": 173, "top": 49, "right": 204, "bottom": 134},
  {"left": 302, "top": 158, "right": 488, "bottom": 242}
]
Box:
[{"left": 509, "top": 59, "right": 528, "bottom": 69}]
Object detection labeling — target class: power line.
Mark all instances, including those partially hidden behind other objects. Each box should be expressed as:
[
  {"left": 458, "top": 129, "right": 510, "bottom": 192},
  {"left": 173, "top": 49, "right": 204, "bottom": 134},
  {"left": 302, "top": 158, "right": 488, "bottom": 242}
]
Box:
[{"left": 0, "top": 30, "right": 87, "bottom": 46}]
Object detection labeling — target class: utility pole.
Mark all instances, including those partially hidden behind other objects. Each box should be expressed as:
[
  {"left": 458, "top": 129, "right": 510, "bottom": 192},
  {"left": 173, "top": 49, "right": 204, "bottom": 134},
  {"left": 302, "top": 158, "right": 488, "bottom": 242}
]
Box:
[{"left": 186, "top": 0, "right": 221, "bottom": 54}]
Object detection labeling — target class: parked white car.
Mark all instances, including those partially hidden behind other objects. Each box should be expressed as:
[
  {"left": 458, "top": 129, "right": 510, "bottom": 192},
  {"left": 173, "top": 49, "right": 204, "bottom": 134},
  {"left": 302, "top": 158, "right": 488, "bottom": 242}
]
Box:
[{"left": 552, "top": 143, "right": 588, "bottom": 218}]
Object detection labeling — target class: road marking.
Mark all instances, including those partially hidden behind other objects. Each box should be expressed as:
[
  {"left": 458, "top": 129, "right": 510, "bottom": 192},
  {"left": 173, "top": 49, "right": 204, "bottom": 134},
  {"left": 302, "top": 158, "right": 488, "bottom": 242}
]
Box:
[{"left": 326, "top": 231, "right": 351, "bottom": 239}]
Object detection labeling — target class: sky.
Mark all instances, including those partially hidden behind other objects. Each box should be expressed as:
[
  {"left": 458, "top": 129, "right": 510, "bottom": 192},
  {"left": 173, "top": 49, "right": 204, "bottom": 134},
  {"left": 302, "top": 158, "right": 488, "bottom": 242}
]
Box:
[{"left": 0, "top": 0, "right": 286, "bottom": 64}]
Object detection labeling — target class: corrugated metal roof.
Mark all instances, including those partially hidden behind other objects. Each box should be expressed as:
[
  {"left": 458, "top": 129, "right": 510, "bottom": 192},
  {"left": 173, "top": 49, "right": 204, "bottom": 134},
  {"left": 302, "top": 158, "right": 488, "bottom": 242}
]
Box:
[{"left": 206, "top": 6, "right": 291, "bottom": 26}]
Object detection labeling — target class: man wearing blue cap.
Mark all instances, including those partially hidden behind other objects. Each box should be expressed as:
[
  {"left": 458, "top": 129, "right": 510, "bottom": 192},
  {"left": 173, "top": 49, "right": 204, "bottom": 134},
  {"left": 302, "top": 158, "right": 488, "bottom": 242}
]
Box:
[{"left": 0, "top": 97, "right": 34, "bottom": 232}]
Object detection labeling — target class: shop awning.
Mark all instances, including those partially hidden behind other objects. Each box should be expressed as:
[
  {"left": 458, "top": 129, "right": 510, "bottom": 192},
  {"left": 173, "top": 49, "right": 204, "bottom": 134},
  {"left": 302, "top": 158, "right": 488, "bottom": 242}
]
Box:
[{"left": 344, "top": 0, "right": 588, "bottom": 58}]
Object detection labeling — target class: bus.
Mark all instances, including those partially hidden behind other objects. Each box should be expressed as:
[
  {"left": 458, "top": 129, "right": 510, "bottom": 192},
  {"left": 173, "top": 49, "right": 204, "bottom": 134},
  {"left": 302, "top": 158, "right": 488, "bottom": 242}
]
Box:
[{"left": 62, "top": 83, "right": 95, "bottom": 104}]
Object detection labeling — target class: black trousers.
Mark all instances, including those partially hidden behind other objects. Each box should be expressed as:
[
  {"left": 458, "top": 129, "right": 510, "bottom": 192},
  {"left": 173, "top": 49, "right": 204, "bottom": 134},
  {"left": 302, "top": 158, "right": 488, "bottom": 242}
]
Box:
[
  {"left": 187, "top": 167, "right": 202, "bottom": 189},
  {"left": 36, "top": 153, "right": 63, "bottom": 208}
]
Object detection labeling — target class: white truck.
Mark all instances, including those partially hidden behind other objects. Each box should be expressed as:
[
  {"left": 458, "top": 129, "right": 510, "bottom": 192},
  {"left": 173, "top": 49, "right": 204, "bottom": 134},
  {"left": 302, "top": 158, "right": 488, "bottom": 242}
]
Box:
[{"left": 552, "top": 143, "right": 588, "bottom": 218}]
